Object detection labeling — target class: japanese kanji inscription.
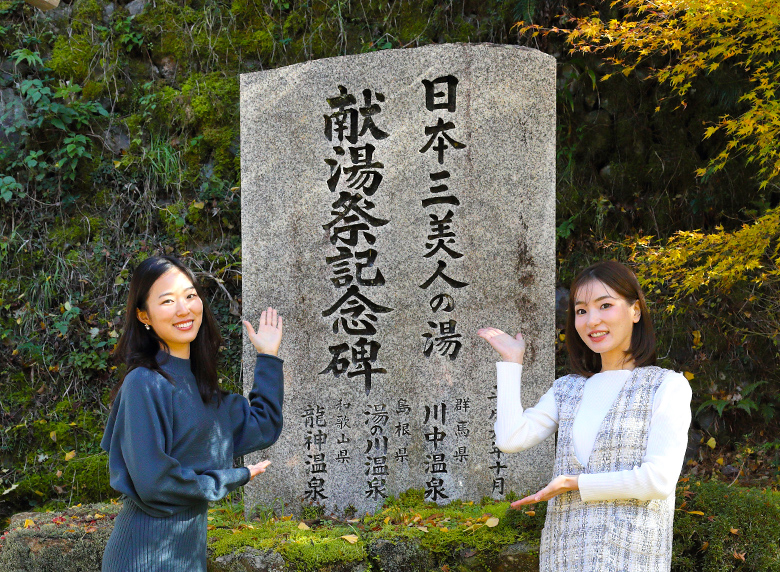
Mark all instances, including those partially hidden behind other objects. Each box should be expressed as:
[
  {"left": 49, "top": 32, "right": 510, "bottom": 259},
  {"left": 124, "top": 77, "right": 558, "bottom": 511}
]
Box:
[{"left": 241, "top": 44, "right": 555, "bottom": 516}]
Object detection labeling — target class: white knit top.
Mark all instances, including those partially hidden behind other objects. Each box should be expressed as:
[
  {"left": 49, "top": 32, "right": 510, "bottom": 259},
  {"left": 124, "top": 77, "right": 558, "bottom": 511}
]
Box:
[{"left": 494, "top": 363, "right": 692, "bottom": 501}]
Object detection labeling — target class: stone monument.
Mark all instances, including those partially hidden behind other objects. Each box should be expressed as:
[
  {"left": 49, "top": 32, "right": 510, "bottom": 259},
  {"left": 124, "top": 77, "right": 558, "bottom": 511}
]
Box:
[{"left": 241, "top": 43, "right": 555, "bottom": 516}]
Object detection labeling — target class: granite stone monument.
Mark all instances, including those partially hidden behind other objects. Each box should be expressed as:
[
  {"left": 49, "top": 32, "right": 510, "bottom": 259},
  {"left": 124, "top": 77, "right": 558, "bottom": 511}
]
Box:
[{"left": 241, "top": 43, "right": 555, "bottom": 516}]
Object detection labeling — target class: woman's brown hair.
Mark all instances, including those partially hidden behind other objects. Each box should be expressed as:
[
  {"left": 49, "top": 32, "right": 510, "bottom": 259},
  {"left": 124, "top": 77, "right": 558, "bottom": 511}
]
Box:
[{"left": 565, "top": 260, "right": 656, "bottom": 376}]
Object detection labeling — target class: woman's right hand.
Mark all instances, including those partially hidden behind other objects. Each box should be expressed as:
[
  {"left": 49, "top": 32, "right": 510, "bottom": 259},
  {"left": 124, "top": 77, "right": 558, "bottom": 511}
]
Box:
[
  {"left": 243, "top": 307, "right": 283, "bottom": 356},
  {"left": 477, "top": 327, "right": 526, "bottom": 364},
  {"left": 247, "top": 459, "right": 271, "bottom": 481}
]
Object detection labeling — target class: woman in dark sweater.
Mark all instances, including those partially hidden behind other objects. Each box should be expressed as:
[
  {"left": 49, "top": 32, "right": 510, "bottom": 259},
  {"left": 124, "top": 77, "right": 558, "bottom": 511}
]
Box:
[{"left": 101, "top": 256, "right": 284, "bottom": 571}]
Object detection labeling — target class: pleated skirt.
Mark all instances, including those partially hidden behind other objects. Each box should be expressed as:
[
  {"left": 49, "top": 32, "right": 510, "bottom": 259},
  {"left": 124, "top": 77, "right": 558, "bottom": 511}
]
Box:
[{"left": 102, "top": 498, "right": 208, "bottom": 572}]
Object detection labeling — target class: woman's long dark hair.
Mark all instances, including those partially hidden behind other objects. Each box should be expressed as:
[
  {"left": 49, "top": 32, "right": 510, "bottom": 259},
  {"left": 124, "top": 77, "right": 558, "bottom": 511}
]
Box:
[
  {"left": 565, "top": 260, "right": 656, "bottom": 376},
  {"left": 110, "top": 256, "right": 224, "bottom": 404}
]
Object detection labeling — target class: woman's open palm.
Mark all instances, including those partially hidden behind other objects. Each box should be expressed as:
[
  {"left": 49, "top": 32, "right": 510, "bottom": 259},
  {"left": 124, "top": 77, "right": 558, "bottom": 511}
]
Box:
[
  {"left": 477, "top": 327, "right": 525, "bottom": 363},
  {"left": 243, "top": 307, "right": 283, "bottom": 356}
]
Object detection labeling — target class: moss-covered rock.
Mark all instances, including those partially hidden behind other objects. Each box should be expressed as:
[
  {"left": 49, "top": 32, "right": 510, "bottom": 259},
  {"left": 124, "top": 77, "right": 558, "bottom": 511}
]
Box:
[
  {"left": 0, "top": 503, "right": 119, "bottom": 572},
  {"left": 2, "top": 482, "right": 779, "bottom": 572},
  {"left": 367, "top": 538, "right": 435, "bottom": 572},
  {"left": 210, "top": 547, "right": 287, "bottom": 572},
  {"left": 49, "top": 34, "right": 100, "bottom": 83}
]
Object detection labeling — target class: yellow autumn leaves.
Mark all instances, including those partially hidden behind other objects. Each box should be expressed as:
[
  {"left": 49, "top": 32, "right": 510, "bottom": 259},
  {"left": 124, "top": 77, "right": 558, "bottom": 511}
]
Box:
[{"left": 564, "top": 0, "right": 780, "bottom": 185}]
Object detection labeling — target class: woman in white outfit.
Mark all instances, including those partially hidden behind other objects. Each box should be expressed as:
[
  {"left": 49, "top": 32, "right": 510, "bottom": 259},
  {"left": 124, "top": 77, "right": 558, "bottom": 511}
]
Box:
[{"left": 478, "top": 260, "right": 692, "bottom": 572}]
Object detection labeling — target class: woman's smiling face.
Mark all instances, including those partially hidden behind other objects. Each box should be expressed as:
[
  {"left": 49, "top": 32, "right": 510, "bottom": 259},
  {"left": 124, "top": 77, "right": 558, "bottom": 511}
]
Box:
[
  {"left": 573, "top": 279, "right": 641, "bottom": 371},
  {"left": 136, "top": 269, "right": 203, "bottom": 359}
]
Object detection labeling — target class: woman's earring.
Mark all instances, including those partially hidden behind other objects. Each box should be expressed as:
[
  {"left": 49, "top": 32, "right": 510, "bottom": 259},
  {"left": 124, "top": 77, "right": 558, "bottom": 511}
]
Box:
[{"left": 144, "top": 324, "right": 150, "bottom": 331}]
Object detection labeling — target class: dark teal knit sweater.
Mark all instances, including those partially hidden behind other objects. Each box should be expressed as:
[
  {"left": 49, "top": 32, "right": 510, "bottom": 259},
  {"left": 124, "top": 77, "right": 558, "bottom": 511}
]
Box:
[
  {"left": 101, "top": 351, "right": 283, "bottom": 571},
  {"left": 101, "top": 351, "right": 284, "bottom": 517}
]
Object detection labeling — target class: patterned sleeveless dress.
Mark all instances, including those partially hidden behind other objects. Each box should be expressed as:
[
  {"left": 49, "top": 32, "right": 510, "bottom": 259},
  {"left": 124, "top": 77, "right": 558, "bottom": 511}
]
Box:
[{"left": 539, "top": 366, "right": 674, "bottom": 572}]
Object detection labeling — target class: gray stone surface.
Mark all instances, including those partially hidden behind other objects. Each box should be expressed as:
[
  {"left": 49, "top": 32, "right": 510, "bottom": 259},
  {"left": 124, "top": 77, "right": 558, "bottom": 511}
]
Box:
[
  {"left": 126, "top": 0, "right": 145, "bottom": 17},
  {"left": 103, "top": 124, "right": 130, "bottom": 155},
  {"left": 367, "top": 539, "right": 435, "bottom": 572},
  {"left": 240, "top": 43, "right": 555, "bottom": 517},
  {"left": 102, "top": 3, "right": 115, "bottom": 24},
  {"left": 211, "top": 548, "right": 286, "bottom": 572},
  {"left": 1, "top": 88, "right": 29, "bottom": 147}
]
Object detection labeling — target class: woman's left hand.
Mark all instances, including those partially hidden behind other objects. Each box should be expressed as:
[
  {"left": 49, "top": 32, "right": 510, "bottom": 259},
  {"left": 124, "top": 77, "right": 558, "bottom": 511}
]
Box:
[
  {"left": 243, "top": 307, "right": 283, "bottom": 356},
  {"left": 510, "top": 475, "right": 579, "bottom": 508}
]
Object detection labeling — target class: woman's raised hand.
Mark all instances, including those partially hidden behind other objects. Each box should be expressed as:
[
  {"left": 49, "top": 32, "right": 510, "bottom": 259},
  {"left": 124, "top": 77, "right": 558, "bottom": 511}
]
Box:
[
  {"left": 477, "top": 327, "right": 526, "bottom": 364},
  {"left": 247, "top": 459, "right": 271, "bottom": 481},
  {"left": 243, "top": 307, "right": 283, "bottom": 356}
]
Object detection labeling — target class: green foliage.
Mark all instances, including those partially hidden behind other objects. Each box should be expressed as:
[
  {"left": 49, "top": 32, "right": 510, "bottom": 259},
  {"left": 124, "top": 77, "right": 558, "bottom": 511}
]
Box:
[
  {"left": 0, "top": 176, "right": 22, "bottom": 202},
  {"left": 11, "top": 48, "right": 43, "bottom": 68},
  {"left": 113, "top": 17, "right": 145, "bottom": 53}
]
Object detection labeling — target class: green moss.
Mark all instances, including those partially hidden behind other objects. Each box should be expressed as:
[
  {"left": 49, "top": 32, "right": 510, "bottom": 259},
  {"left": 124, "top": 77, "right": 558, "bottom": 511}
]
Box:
[
  {"left": 181, "top": 73, "right": 239, "bottom": 127},
  {"left": 49, "top": 35, "right": 99, "bottom": 83},
  {"left": 208, "top": 518, "right": 367, "bottom": 569},
  {"left": 71, "top": 0, "right": 105, "bottom": 34},
  {"left": 159, "top": 200, "right": 188, "bottom": 244},
  {"left": 48, "top": 217, "right": 103, "bottom": 249},
  {"left": 135, "top": 1, "right": 200, "bottom": 62},
  {"left": 82, "top": 80, "right": 106, "bottom": 101},
  {"left": 250, "top": 28, "right": 276, "bottom": 58},
  {"left": 397, "top": 3, "right": 435, "bottom": 42},
  {"left": 672, "top": 480, "right": 780, "bottom": 571},
  {"left": 208, "top": 489, "right": 540, "bottom": 571},
  {"left": 366, "top": 498, "right": 537, "bottom": 561},
  {"left": 12, "top": 453, "right": 111, "bottom": 510},
  {"left": 283, "top": 10, "right": 306, "bottom": 39},
  {"left": 179, "top": 73, "right": 240, "bottom": 179}
]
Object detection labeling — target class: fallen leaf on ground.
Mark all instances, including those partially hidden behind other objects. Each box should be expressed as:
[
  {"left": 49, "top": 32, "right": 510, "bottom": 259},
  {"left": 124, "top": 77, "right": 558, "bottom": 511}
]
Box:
[
  {"left": 485, "top": 517, "right": 499, "bottom": 527},
  {"left": 416, "top": 526, "right": 428, "bottom": 532},
  {"left": 733, "top": 550, "right": 746, "bottom": 562},
  {"left": 24, "top": 519, "right": 34, "bottom": 529},
  {"left": 730, "top": 527, "right": 739, "bottom": 535},
  {"left": 3, "top": 483, "right": 19, "bottom": 495},
  {"left": 64, "top": 450, "right": 76, "bottom": 461},
  {"left": 340, "top": 534, "right": 359, "bottom": 544},
  {"left": 298, "top": 522, "right": 310, "bottom": 530}
]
